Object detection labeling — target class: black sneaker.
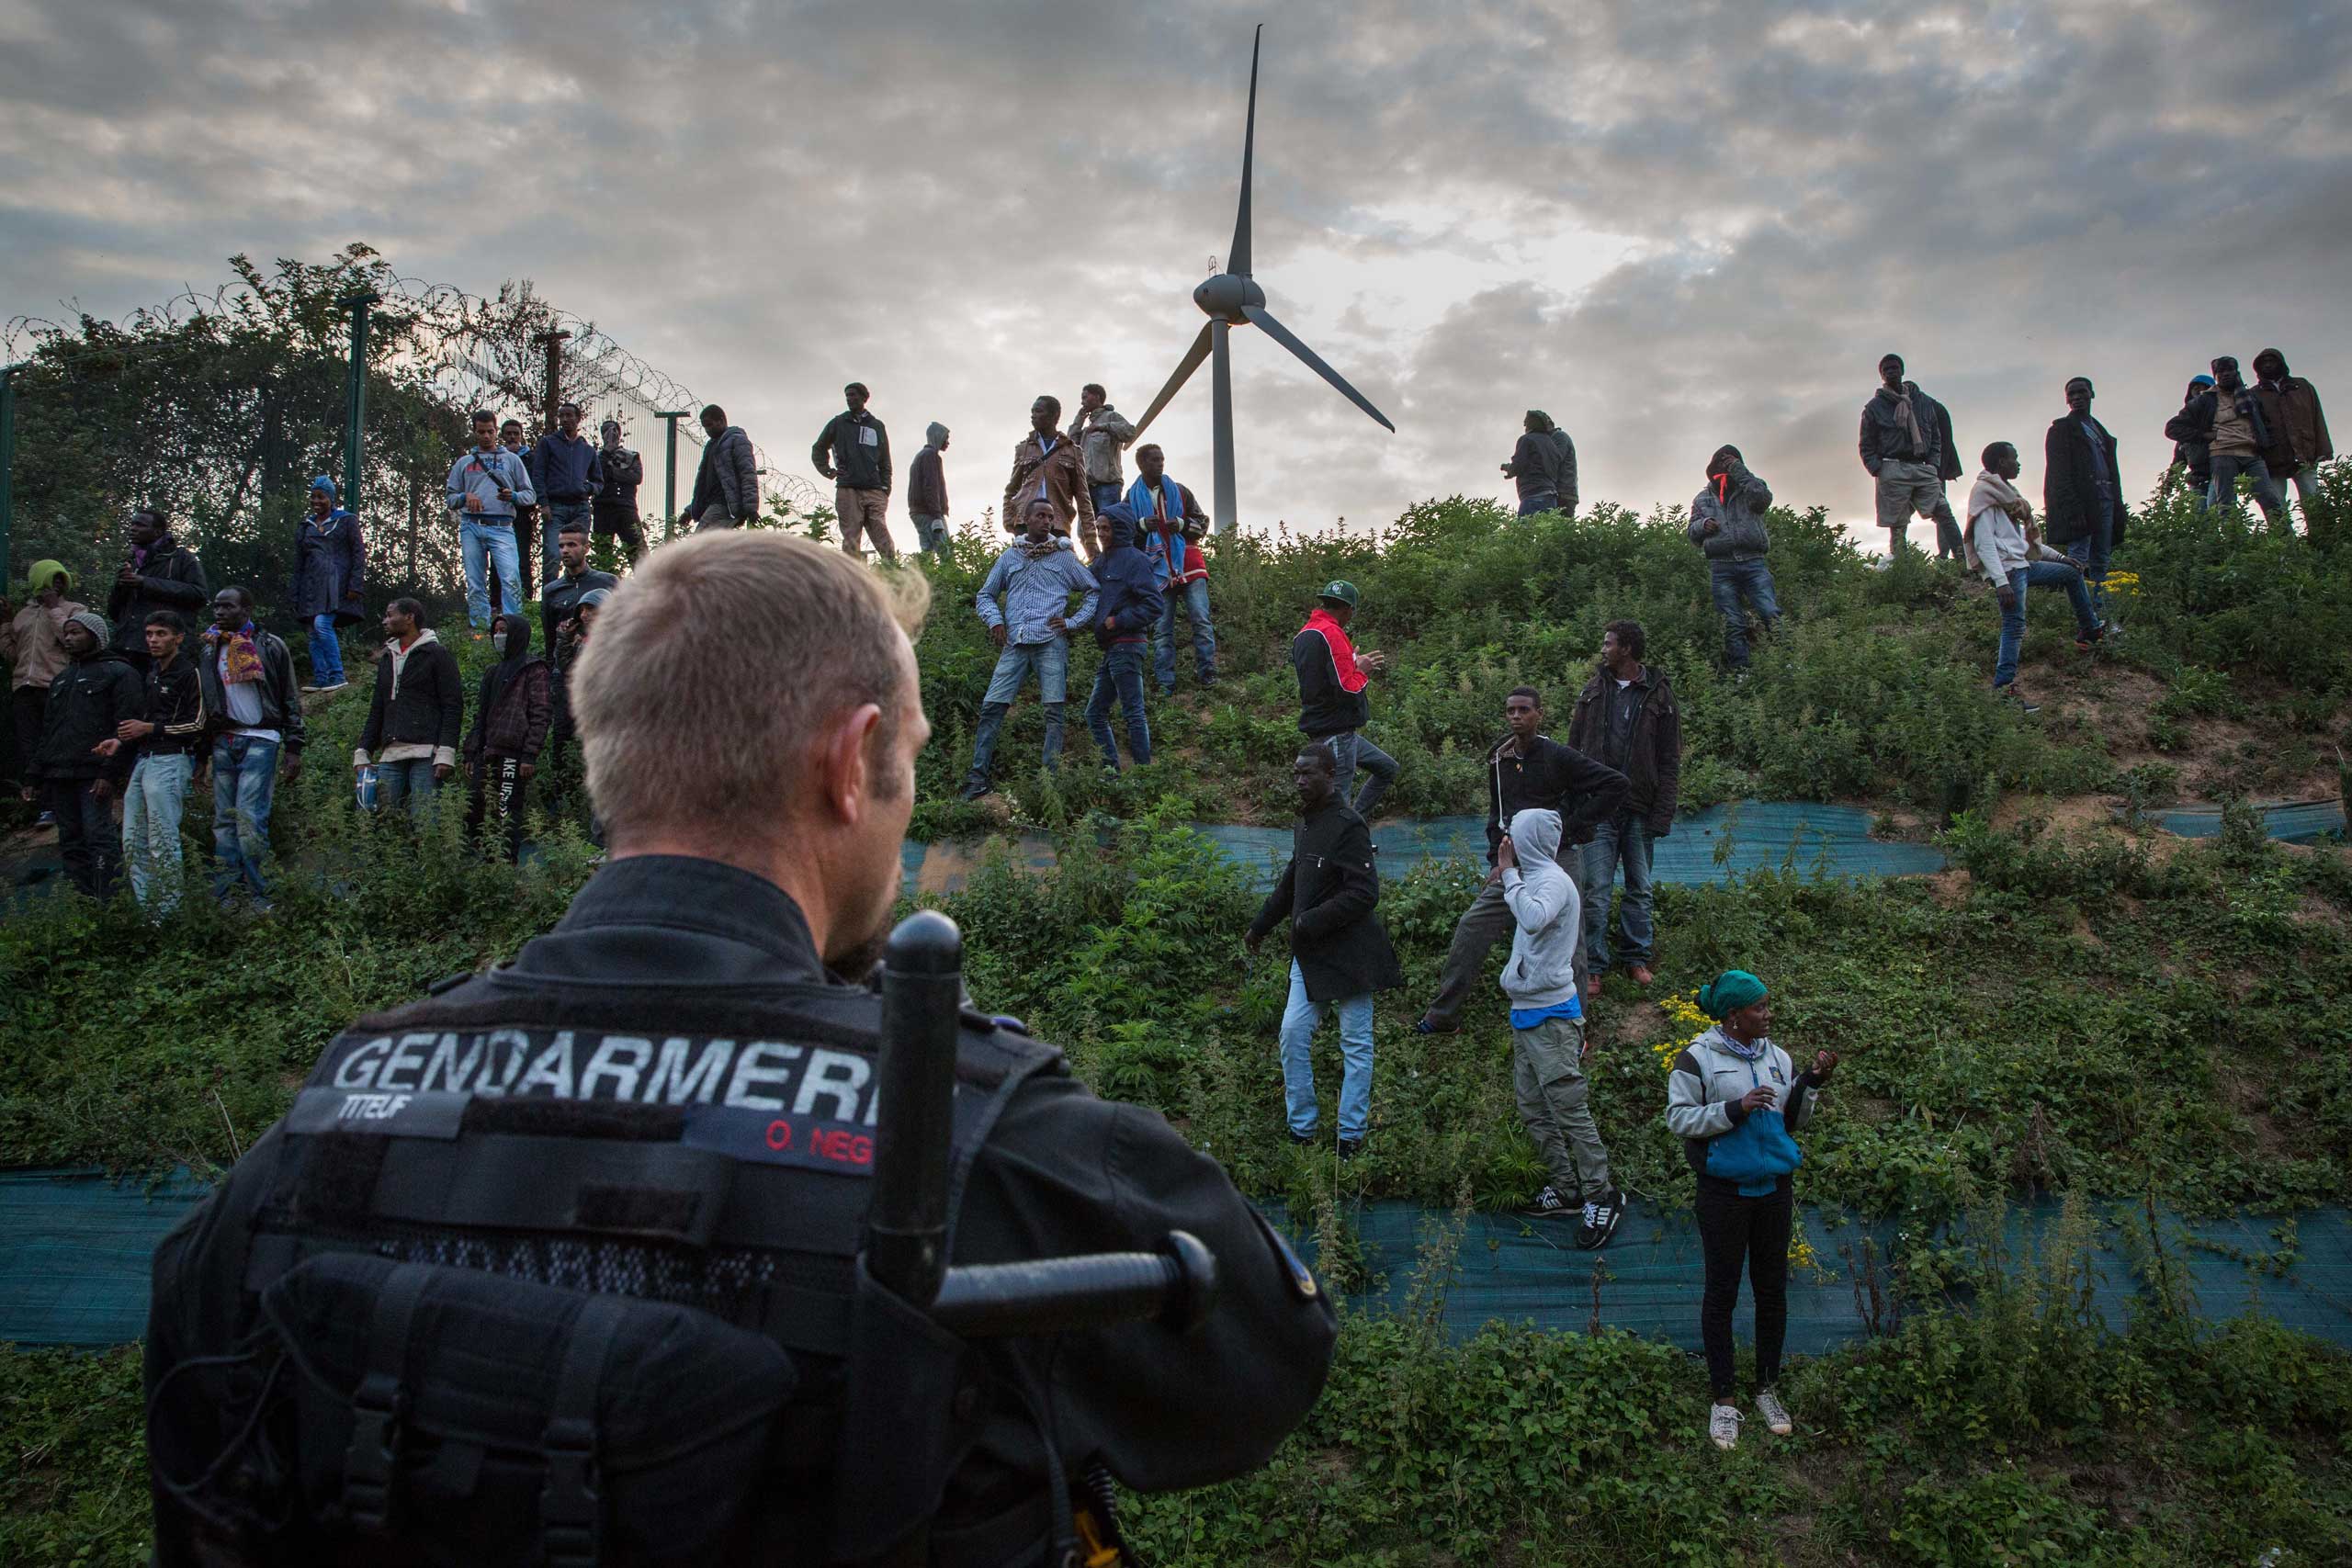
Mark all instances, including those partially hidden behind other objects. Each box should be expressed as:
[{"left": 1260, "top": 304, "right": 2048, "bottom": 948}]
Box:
[
  {"left": 1997, "top": 684, "right": 2041, "bottom": 715},
  {"left": 1286, "top": 1128, "right": 1317, "bottom": 1147},
  {"left": 2075, "top": 622, "right": 2108, "bottom": 652},
  {"left": 1337, "top": 1136, "right": 1365, "bottom": 1161},
  {"left": 1521, "top": 1184, "right": 1574, "bottom": 1220},
  {"left": 1411, "top": 1016, "right": 1459, "bottom": 1036},
  {"left": 1576, "top": 1188, "right": 1626, "bottom": 1249},
  {"left": 956, "top": 775, "right": 993, "bottom": 802}
]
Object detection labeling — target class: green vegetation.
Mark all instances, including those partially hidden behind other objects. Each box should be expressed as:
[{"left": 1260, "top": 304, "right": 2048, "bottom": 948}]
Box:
[{"left": 7, "top": 478, "right": 2352, "bottom": 1563}]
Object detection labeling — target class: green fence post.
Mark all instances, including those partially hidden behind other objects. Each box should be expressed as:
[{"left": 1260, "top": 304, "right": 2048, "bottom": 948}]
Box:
[
  {"left": 337, "top": 291, "right": 380, "bottom": 515},
  {"left": 657, "top": 411, "right": 687, "bottom": 539}
]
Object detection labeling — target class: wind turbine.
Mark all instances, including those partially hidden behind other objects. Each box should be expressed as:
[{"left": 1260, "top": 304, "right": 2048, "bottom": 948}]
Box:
[{"left": 1129, "top": 25, "right": 1394, "bottom": 536}]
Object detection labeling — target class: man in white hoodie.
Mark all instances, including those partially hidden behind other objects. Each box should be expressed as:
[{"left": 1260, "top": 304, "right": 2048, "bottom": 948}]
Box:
[
  {"left": 1966, "top": 441, "right": 2103, "bottom": 712},
  {"left": 1499, "top": 807, "right": 1624, "bottom": 1248}
]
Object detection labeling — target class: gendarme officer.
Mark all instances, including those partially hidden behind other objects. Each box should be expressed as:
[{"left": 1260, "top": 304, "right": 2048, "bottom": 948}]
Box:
[{"left": 145, "top": 531, "right": 1337, "bottom": 1566}]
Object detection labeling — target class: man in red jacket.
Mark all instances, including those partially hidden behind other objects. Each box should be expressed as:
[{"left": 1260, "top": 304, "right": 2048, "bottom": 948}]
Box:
[{"left": 1291, "top": 581, "right": 1394, "bottom": 818}]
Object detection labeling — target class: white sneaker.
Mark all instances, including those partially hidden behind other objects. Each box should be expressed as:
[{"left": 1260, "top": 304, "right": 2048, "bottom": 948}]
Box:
[
  {"left": 1756, "top": 1388, "right": 1792, "bottom": 1436},
  {"left": 1709, "top": 1403, "right": 1743, "bottom": 1450}
]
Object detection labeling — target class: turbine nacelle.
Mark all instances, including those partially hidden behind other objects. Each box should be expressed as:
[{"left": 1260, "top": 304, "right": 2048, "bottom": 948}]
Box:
[
  {"left": 1131, "top": 26, "right": 1394, "bottom": 536},
  {"left": 1193, "top": 273, "right": 1266, "bottom": 322}
]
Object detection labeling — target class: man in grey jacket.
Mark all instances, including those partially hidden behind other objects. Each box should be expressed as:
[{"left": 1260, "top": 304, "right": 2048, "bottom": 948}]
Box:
[
  {"left": 1686, "top": 446, "right": 1781, "bottom": 671},
  {"left": 958, "top": 497, "right": 1101, "bottom": 799},
  {"left": 1069, "top": 383, "right": 1136, "bottom": 515},
  {"left": 688, "top": 403, "right": 760, "bottom": 529},
  {"left": 1499, "top": 808, "right": 1623, "bottom": 1247}
]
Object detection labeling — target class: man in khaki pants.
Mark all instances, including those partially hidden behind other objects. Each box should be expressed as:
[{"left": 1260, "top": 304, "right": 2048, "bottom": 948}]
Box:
[{"left": 812, "top": 381, "right": 896, "bottom": 560}]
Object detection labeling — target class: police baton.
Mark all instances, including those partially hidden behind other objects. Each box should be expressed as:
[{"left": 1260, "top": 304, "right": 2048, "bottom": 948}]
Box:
[{"left": 868, "top": 911, "right": 1220, "bottom": 1335}]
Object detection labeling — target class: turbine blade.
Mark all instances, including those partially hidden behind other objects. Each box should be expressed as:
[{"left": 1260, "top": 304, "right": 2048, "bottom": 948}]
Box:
[
  {"left": 1228, "top": 25, "right": 1261, "bottom": 276},
  {"left": 1243, "top": 305, "right": 1395, "bottom": 432},
  {"left": 1133, "top": 322, "right": 1216, "bottom": 437}
]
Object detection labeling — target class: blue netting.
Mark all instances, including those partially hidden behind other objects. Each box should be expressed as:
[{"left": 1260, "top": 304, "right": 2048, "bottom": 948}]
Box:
[
  {"left": 7, "top": 1169, "right": 2350, "bottom": 1352},
  {"left": 2151, "top": 798, "right": 2345, "bottom": 844},
  {"left": 904, "top": 801, "right": 1949, "bottom": 898}
]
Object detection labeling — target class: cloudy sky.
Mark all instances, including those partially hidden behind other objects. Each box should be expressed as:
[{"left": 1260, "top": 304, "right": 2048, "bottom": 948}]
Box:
[{"left": 3, "top": 0, "right": 2345, "bottom": 552}]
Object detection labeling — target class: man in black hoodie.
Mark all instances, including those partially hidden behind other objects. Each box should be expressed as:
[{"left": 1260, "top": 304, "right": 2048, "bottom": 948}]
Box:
[
  {"left": 463, "top": 611, "right": 551, "bottom": 862},
  {"left": 541, "top": 518, "right": 618, "bottom": 806},
  {"left": 106, "top": 507, "right": 210, "bottom": 671},
  {"left": 355, "top": 598, "right": 465, "bottom": 821},
  {"left": 1416, "top": 687, "right": 1626, "bottom": 1033},
  {"left": 27, "top": 609, "right": 141, "bottom": 898},
  {"left": 1083, "top": 503, "right": 1164, "bottom": 773}
]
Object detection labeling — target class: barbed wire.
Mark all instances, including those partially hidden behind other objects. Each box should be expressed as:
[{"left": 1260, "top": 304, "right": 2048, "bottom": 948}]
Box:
[{"left": 6, "top": 266, "right": 820, "bottom": 515}]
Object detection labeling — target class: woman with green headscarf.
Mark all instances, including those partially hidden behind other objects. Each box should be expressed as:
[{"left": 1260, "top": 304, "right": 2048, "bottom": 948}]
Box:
[
  {"left": 1666, "top": 969, "right": 1838, "bottom": 1451},
  {"left": 3, "top": 560, "right": 90, "bottom": 818}
]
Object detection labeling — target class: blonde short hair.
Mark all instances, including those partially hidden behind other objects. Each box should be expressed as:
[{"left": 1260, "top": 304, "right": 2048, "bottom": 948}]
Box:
[{"left": 571, "top": 532, "right": 930, "bottom": 840}]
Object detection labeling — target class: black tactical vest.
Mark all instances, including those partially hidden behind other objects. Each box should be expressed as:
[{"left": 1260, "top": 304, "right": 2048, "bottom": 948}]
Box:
[{"left": 147, "top": 973, "right": 1064, "bottom": 1567}]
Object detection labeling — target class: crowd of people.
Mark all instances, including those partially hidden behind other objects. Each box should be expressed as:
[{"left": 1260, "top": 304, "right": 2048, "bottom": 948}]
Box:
[{"left": 3, "top": 490, "right": 620, "bottom": 913}]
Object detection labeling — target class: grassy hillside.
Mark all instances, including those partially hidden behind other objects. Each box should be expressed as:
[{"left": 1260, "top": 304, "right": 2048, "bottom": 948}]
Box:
[{"left": 6, "top": 481, "right": 2352, "bottom": 1565}]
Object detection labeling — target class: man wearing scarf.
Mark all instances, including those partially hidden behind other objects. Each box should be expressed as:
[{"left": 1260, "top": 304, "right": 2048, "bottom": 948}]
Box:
[
  {"left": 2, "top": 558, "right": 89, "bottom": 814},
  {"left": 1127, "top": 443, "right": 1218, "bottom": 694},
  {"left": 462, "top": 611, "right": 551, "bottom": 863},
  {"left": 1969, "top": 441, "right": 2101, "bottom": 708},
  {"left": 1859, "top": 354, "right": 1962, "bottom": 558},
  {"left": 197, "top": 587, "right": 305, "bottom": 906}
]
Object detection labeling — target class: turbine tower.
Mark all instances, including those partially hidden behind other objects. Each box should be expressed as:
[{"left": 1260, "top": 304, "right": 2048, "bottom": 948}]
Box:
[{"left": 1130, "top": 25, "right": 1395, "bottom": 536}]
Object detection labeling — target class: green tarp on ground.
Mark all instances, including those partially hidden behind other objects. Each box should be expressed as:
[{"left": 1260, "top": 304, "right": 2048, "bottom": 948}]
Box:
[
  {"left": 2151, "top": 798, "right": 2345, "bottom": 844},
  {"left": 8, "top": 1167, "right": 2349, "bottom": 1355},
  {"left": 902, "top": 801, "right": 1949, "bottom": 898},
  {"left": 1282, "top": 1200, "right": 2352, "bottom": 1356}
]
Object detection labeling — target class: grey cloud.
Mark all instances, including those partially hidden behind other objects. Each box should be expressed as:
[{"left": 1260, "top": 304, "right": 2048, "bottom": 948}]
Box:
[{"left": 2, "top": 0, "right": 2346, "bottom": 547}]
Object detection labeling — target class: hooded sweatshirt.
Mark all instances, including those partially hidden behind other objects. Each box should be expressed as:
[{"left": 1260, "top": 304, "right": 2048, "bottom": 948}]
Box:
[
  {"left": 466, "top": 612, "right": 552, "bottom": 763},
  {"left": 2, "top": 563, "right": 89, "bottom": 692},
  {"left": 1089, "top": 505, "right": 1165, "bottom": 649},
  {"left": 906, "top": 424, "right": 950, "bottom": 519},
  {"left": 1498, "top": 808, "right": 1583, "bottom": 1017},
  {"left": 355, "top": 628, "right": 464, "bottom": 769}
]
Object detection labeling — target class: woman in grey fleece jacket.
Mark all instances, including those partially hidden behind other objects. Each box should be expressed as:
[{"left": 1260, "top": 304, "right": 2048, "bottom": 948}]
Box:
[{"left": 1665, "top": 969, "right": 1838, "bottom": 1450}]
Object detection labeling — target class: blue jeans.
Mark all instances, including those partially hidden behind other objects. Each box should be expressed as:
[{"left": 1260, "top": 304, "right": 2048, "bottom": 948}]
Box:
[
  {"left": 1086, "top": 643, "right": 1152, "bottom": 768},
  {"left": 1582, "top": 813, "right": 1656, "bottom": 971},
  {"left": 546, "top": 500, "right": 591, "bottom": 581},
  {"left": 1996, "top": 563, "right": 2100, "bottom": 687},
  {"left": 2208, "top": 453, "right": 2287, "bottom": 529},
  {"left": 2062, "top": 491, "right": 2122, "bottom": 621},
  {"left": 1708, "top": 559, "right": 1781, "bottom": 667},
  {"left": 460, "top": 516, "right": 523, "bottom": 629},
  {"left": 911, "top": 513, "right": 950, "bottom": 555},
  {"left": 308, "top": 614, "right": 345, "bottom": 686},
  {"left": 1091, "top": 481, "right": 1125, "bottom": 515},
  {"left": 375, "top": 757, "right": 441, "bottom": 820},
  {"left": 1329, "top": 730, "right": 1396, "bottom": 818},
  {"left": 1517, "top": 492, "right": 1559, "bottom": 517},
  {"left": 1279, "top": 960, "right": 1374, "bottom": 1139},
  {"left": 968, "top": 639, "right": 1070, "bottom": 780},
  {"left": 210, "top": 735, "right": 280, "bottom": 899},
  {"left": 124, "top": 751, "right": 193, "bottom": 915},
  {"left": 1152, "top": 578, "right": 1218, "bottom": 690}
]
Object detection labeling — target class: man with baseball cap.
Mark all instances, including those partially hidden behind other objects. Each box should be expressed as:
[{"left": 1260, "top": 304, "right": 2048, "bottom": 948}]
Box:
[{"left": 1291, "top": 580, "right": 1396, "bottom": 818}]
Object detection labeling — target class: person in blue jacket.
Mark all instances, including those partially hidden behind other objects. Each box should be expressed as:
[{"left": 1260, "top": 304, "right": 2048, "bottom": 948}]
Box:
[
  {"left": 290, "top": 476, "right": 366, "bottom": 692},
  {"left": 1665, "top": 969, "right": 1838, "bottom": 1452}
]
